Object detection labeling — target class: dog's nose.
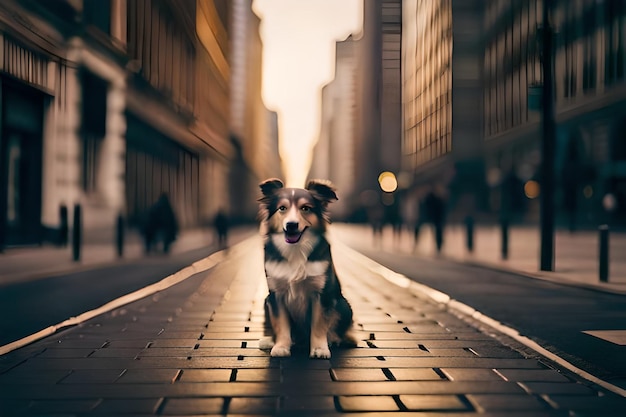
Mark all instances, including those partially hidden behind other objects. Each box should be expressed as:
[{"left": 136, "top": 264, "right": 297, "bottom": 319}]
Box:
[{"left": 285, "top": 222, "right": 299, "bottom": 233}]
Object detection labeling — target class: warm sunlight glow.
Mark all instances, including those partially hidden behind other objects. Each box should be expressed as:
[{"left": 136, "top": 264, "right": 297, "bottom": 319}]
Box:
[{"left": 252, "top": 0, "right": 362, "bottom": 187}]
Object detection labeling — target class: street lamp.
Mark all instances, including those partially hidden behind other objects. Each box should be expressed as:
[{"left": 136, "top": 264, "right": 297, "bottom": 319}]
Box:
[{"left": 539, "top": 0, "right": 556, "bottom": 271}]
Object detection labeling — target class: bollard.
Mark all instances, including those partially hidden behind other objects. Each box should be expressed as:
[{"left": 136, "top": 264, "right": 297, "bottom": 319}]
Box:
[
  {"left": 72, "top": 204, "right": 82, "bottom": 262},
  {"left": 59, "top": 205, "right": 68, "bottom": 247},
  {"left": 599, "top": 224, "right": 609, "bottom": 283},
  {"left": 500, "top": 218, "right": 509, "bottom": 260},
  {"left": 116, "top": 214, "right": 124, "bottom": 258},
  {"left": 465, "top": 216, "right": 474, "bottom": 253}
]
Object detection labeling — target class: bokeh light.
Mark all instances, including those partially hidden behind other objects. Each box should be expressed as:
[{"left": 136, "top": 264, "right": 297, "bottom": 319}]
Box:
[{"left": 378, "top": 171, "right": 398, "bottom": 193}]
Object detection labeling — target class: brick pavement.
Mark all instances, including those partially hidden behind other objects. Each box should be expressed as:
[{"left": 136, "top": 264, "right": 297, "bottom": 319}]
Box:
[{"left": 1, "top": 236, "right": 626, "bottom": 416}]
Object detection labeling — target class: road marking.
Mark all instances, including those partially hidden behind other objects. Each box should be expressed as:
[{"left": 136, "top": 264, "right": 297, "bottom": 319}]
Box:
[{"left": 583, "top": 330, "right": 626, "bottom": 345}]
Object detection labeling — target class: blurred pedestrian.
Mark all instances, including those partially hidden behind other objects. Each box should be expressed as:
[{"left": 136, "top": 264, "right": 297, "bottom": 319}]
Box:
[
  {"left": 368, "top": 200, "right": 385, "bottom": 242},
  {"left": 143, "top": 193, "right": 178, "bottom": 255},
  {"left": 422, "top": 185, "right": 447, "bottom": 254},
  {"left": 213, "top": 208, "right": 230, "bottom": 249}
]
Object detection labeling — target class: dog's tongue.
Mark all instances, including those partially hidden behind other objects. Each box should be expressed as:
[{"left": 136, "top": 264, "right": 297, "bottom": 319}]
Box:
[{"left": 285, "top": 232, "right": 302, "bottom": 244}]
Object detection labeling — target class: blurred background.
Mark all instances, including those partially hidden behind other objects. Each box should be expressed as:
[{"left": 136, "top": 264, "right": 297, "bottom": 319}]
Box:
[{"left": 0, "top": 0, "right": 624, "bottom": 252}]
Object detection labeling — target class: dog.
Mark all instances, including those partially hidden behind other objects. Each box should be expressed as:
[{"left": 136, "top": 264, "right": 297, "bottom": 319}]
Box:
[{"left": 257, "top": 178, "right": 356, "bottom": 358}]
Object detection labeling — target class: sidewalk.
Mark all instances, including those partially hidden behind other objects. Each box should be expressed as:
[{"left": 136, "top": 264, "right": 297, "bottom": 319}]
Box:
[
  {"left": 332, "top": 222, "right": 626, "bottom": 295},
  {"left": 0, "top": 226, "right": 253, "bottom": 287},
  {"left": 2, "top": 235, "right": 626, "bottom": 416}
]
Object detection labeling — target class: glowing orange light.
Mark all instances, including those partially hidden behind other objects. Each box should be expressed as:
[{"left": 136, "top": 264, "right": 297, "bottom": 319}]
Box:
[{"left": 524, "top": 180, "right": 540, "bottom": 199}]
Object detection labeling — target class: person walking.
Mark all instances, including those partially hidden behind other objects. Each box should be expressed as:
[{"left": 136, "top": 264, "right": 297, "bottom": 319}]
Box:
[
  {"left": 213, "top": 208, "right": 230, "bottom": 249},
  {"left": 143, "top": 193, "right": 179, "bottom": 255},
  {"left": 422, "top": 185, "right": 447, "bottom": 254}
]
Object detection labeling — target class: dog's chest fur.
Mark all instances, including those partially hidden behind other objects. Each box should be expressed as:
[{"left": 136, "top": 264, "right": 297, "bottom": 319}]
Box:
[{"left": 264, "top": 233, "right": 329, "bottom": 321}]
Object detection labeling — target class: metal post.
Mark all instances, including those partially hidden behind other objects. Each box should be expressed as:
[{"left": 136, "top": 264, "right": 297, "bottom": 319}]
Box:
[
  {"left": 116, "top": 214, "right": 124, "bottom": 258},
  {"left": 72, "top": 204, "right": 82, "bottom": 262},
  {"left": 501, "top": 218, "right": 509, "bottom": 260},
  {"left": 59, "top": 205, "right": 68, "bottom": 247},
  {"left": 465, "top": 216, "right": 474, "bottom": 253},
  {"left": 540, "top": 0, "right": 556, "bottom": 271},
  {"left": 599, "top": 225, "right": 609, "bottom": 283}
]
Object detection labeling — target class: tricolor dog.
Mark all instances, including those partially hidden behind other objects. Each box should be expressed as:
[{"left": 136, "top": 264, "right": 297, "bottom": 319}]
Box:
[{"left": 258, "top": 178, "right": 356, "bottom": 358}]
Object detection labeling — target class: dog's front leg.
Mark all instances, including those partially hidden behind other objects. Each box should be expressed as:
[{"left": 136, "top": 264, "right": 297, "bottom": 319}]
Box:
[
  {"left": 269, "top": 302, "right": 292, "bottom": 357},
  {"left": 310, "top": 296, "right": 331, "bottom": 359}
]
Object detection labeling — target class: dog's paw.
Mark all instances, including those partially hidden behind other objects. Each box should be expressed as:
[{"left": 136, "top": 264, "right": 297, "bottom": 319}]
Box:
[
  {"left": 310, "top": 346, "right": 331, "bottom": 359},
  {"left": 270, "top": 344, "right": 291, "bottom": 357},
  {"left": 258, "top": 337, "right": 275, "bottom": 351}
]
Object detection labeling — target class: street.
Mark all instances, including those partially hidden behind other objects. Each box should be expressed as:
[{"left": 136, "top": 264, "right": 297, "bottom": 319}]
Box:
[{"left": 2, "top": 231, "right": 626, "bottom": 416}]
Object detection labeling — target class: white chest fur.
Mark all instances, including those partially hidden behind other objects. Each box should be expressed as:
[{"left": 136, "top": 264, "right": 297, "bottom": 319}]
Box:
[{"left": 265, "top": 233, "right": 329, "bottom": 321}]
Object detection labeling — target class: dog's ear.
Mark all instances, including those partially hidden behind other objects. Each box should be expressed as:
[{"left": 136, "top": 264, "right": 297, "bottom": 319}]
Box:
[
  {"left": 259, "top": 178, "right": 284, "bottom": 199},
  {"left": 306, "top": 179, "right": 338, "bottom": 203}
]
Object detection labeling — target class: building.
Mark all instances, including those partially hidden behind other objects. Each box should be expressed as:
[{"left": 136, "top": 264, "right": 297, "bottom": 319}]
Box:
[
  {"left": 312, "top": 0, "right": 402, "bottom": 221},
  {"left": 483, "top": 0, "right": 626, "bottom": 226},
  {"left": 310, "top": 35, "right": 358, "bottom": 219},
  {"left": 401, "top": 0, "right": 484, "bottom": 222},
  {"left": 0, "top": 0, "right": 241, "bottom": 250},
  {"left": 230, "top": 0, "right": 281, "bottom": 222}
]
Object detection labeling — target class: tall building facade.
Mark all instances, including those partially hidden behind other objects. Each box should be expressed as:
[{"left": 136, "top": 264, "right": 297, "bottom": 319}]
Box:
[
  {"left": 483, "top": 0, "right": 626, "bottom": 225},
  {"left": 230, "top": 0, "right": 281, "bottom": 222},
  {"left": 313, "top": 0, "right": 401, "bottom": 221},
  {"left": 0, "top": 0, "right": 241, "bottom": 250},
  {"left": 310, "top": 35, "right": 358, "bottom": 219},
  {"left": 402, "top": 0, "right": 484, "bottom": 220}
]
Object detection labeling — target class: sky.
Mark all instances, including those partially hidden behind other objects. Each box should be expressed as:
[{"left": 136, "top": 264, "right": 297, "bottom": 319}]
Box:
[{"left": 252, "top": 0, "right": 363, "bottom": 187}]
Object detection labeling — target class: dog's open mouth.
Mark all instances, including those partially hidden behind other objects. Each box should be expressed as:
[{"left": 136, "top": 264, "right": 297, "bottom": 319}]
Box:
[{"left": 284, "top": 227, "right": 307, "bottom": 244}]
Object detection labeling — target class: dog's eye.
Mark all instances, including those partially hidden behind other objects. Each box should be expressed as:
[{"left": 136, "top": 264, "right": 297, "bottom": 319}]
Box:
[
  {"left": 301, "top": 206, "right": 312, "bottom": 213},
  {"left": 278, "top": 206, "right": 287, "bottom": 212}
]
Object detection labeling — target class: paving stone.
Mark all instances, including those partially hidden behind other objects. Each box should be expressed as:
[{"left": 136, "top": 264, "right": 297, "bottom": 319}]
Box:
[
  {"left": 116, "top": 368, "right": 180, "bottom": 383},
  {"left": 468, "top": 345, "right": 526, "bottom": 358},
  {"left": 280, "top": 395, "right": 337, "bottom": 413},
  {"left": 136, "top": 348, "right": 194, "bottom": 357},
  {"left": 105, "top": 340, "right": 155, "bottom": 349},
  {"left": 235, "top": 368, "right": 281, "bottom": 382},
  {"left": 197, "top": 339, "right": 259, "bottom": 348},
  {"left": 387, "top": 368, "right": 443, "bottom": 381},
  {"left": 330, "top": 368, "right": 390, "bottom": 381},
  {"left": 26, "top": 398, "right": 100, "bottom": 413},
  {"left": 282, "top": 369, "right": 331, "bottom": 382},
  {"left": 177, "top": 369, "right": 232, "bottom": 382},
  {"left": 60, "top": 369, "right": 126, "bottom": 384},
  {"left": 336, "top": 395, "right": 400, "bottom": 411},
  {"left": 546, "top": 394, "right": 626, "bottom": 413},
  {"left": 0, "top": 369, "right": 72, "bottom": 384},
  {"left": 467, "top": 394, "right": 551, "bottom": 412},
  {"left": 160, "top": 397, "right": 224, "bottom": 415},
  {"left": 228, "top": 396, "right": 279, "bottom": 414},
  {"left": 93, "top": 398, "right": 163, "bottom": 414},
  {"left": 399, "top": 394, "right": 470, "bottom": 411},
  {"left": 332, "top": 348, "right": 432, "bottom": 358},
  {"left": 519, "top": 381, "right": 597, "bottom": 395},
  {"left": 496, "top": 369, "right": 573, "bottom": 382},
  {"left": 441, "top": 368, "right": 505, "bottom": 381},
  {"left": 89, "top": 348, "right": 147, "bottom": 358}
]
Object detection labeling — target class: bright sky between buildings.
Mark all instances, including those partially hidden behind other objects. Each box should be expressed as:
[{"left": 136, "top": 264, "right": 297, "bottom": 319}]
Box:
[{"left": 252, "top": 0, "right": 363, "bottom": 187}]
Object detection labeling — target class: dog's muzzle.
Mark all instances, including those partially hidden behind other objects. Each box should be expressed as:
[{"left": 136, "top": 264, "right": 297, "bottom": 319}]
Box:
[{"left": 284, "top": 222, "right": 306, "bottom": 244}]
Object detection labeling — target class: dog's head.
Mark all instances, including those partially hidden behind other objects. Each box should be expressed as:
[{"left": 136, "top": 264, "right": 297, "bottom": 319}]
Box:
[{"left": 258, "top": 178, "right": 338, "bottom": 244}]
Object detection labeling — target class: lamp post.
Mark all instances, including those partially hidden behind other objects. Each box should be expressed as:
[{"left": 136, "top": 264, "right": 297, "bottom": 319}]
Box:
[{"left": 539, "top": 0, "right": 555, "bottom": 271}]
